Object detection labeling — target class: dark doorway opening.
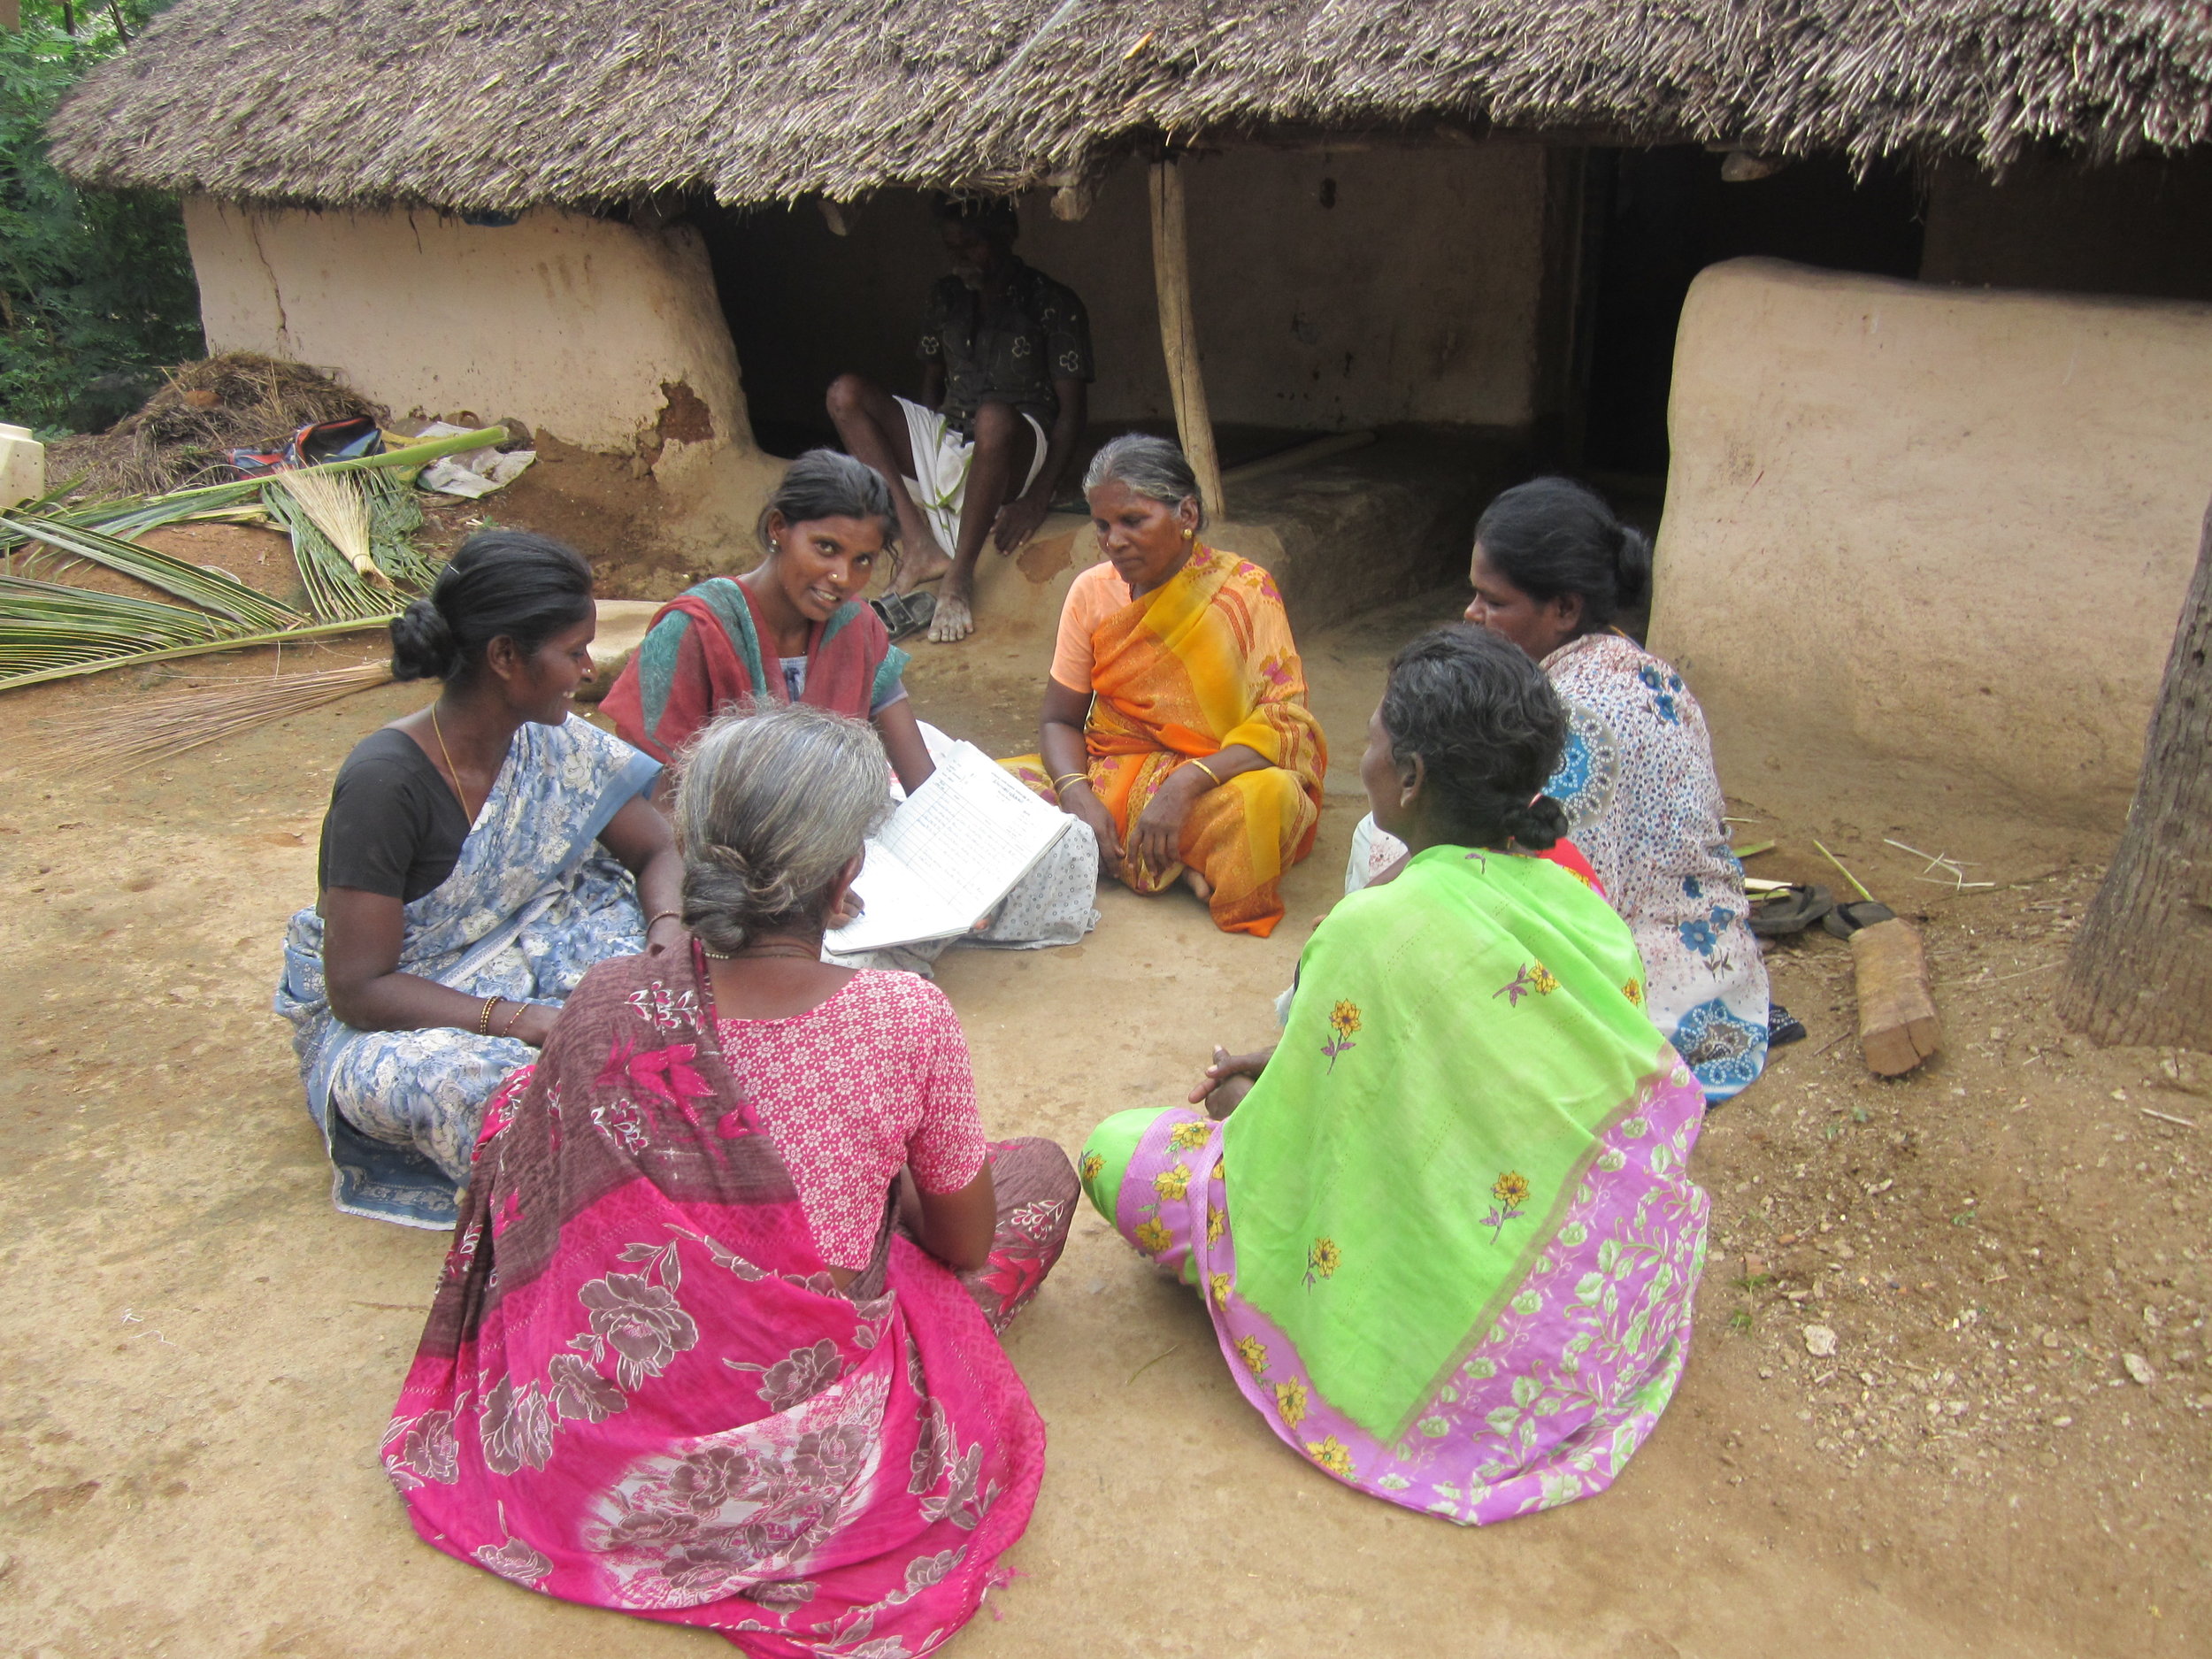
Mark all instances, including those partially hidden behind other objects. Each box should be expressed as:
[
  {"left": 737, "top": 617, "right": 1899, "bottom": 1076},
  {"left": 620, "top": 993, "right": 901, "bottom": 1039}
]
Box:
[
  {"left": 1574, "top": 149, "right": 1925, "bottom": 476},
  {"left": 693, "top": 196, "right": 947, "bottom": 460}
]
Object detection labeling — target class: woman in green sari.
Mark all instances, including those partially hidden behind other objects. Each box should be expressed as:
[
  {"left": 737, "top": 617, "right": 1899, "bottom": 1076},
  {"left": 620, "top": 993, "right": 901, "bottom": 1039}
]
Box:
[{"left": 1080, "top": 625, "right": 1709, "bottom": 1522}]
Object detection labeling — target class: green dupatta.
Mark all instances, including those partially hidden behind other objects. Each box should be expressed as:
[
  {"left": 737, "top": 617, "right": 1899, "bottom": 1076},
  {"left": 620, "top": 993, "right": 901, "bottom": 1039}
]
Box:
[{"left": 1219, "top": 844, "right": 1671, "bottom": 1440}]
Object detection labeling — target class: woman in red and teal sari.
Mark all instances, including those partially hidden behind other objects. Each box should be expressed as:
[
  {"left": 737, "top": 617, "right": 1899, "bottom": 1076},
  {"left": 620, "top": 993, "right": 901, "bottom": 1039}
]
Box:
[
  {"left": 1082, "top": 625, "right": 1709, "bottom": 1522},
  {"left": 603, "top": 449, "right": 1097, "bottom": 962}
]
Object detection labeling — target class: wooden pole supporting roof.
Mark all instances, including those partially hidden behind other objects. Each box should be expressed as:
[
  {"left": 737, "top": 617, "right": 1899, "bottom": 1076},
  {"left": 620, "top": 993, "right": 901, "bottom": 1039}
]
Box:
[{"left": 1148, "top": 157, "right": 1225, "bottom": 523}]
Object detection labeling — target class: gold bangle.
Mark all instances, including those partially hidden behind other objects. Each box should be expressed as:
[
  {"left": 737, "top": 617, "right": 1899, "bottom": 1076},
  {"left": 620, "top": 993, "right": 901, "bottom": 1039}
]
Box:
[
  {"left": 646, "top": 909, "right": 682, "bottom": 932},
  {"left": 1050, "top": 772, "right": 1088, "bottom": 793},
  {"left": 478, "top": 995, "right": 502, "bottom": 1035},
  {"left": 1187, "top": 757, "right": 1224, "bottom": 787},
  {"left": 496, "top": 1001, "right": 529, "bottom": 1039}
]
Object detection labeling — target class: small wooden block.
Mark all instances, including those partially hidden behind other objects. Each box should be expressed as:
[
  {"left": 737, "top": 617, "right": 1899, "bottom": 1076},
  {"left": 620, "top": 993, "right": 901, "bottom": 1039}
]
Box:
[{"left": 1849, "top": 918, "right": 1942, "bottom": 1076}]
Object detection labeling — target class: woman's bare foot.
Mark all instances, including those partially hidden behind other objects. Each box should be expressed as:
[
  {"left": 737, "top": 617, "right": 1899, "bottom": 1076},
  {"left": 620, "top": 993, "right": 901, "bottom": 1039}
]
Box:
[
  {"left": 1182, "top": 865, "right": 1214, "bottom": 902},
  {"left": 927, "top": 572, "right": 975, "bottom": 641}
]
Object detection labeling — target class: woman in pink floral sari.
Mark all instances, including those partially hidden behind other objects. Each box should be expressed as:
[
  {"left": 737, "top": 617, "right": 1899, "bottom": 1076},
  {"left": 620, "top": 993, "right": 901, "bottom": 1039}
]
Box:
[{"left": 385, "top": 704, "right": 1077, "bottom": 1655}]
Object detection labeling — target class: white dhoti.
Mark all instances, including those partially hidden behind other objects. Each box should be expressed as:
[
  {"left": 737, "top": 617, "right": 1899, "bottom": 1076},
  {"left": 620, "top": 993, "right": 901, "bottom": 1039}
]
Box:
[{"left": 896, "top": 397, "right": 1048, "bottom": 552}]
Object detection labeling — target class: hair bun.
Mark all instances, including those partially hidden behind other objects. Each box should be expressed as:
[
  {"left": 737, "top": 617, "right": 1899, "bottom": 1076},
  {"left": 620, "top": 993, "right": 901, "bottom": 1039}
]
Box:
[
  {"left": 388, "top": 597, "right": 458, "bottom": 682},
  {"left": 1502, "top": 795, "right": 1569, "bottom": 851},
  {"left": 1613, "top": 525, "right": 1655, "bottom": 610}
]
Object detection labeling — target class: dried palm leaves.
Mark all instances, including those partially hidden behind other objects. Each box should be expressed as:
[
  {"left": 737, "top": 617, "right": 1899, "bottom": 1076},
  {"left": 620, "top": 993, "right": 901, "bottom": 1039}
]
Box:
[{"left": 0, "top": 424, "right": 503, "bottom": 693}]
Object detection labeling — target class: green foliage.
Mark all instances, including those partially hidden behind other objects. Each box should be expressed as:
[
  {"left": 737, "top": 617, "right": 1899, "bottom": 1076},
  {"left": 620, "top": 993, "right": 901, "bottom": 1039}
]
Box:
[{"left": 1, "top": 1, "right": 200, "bottom": 434}]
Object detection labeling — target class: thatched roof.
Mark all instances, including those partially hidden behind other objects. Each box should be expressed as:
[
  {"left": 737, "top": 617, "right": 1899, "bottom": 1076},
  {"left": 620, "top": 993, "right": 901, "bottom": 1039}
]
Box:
[{"left": 50, "top": 1, "right": 2212, "bottom": 212}]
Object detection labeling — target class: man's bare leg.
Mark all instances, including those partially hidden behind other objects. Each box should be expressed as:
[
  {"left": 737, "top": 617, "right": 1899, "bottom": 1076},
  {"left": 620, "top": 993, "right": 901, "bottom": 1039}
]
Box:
[
  {"left": 826, "top": 373, "right": 952, "bottom": 590},
  {"left": 928, "top": 402, "right": 1038, "bottom": 643}
]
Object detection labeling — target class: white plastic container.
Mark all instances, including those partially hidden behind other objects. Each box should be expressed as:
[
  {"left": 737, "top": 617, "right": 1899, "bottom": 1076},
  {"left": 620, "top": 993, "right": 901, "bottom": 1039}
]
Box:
[{"left": 0, "top": 423, "right": 44, "bottom": 510}]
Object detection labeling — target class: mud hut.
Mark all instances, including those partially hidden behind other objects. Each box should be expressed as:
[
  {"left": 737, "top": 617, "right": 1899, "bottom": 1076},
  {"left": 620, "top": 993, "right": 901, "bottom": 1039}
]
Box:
[{"left": 48, "top": 0, "right": 2212, "bottom": 820}]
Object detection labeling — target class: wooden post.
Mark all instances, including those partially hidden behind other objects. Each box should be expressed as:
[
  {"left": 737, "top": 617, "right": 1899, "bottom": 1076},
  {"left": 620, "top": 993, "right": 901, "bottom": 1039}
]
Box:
[{"left": 1148, "top": 158, "right": 1225, "bottom": 521}]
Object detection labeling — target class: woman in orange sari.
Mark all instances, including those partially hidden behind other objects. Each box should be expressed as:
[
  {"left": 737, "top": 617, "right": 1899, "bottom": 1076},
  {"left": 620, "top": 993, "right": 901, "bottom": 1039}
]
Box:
[{"left": 1008, "top": 436, "right": 1325, "bottom": 936}]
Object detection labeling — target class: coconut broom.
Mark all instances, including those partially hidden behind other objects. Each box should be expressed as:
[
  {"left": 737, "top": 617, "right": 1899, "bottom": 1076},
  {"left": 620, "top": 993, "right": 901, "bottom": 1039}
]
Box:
[
  {"left": 27, "top": 661, "right": 395, "bottom": 774},
  {"left": 277, "top": 467, "right": 393, "bottom": 592}
]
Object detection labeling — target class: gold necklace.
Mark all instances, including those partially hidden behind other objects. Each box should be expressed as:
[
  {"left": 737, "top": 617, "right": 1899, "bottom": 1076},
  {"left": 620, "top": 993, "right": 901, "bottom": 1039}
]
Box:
[
  {"left": 702, "top": 941, "right": 822, "bottom": 962},
  {"left": 428, "top": 704, "right": 482, "bottom": 824}
]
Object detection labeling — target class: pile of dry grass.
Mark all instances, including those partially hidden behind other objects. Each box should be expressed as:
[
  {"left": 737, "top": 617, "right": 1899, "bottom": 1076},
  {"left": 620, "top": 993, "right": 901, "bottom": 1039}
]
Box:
[{"left": 47, "top": 352, "right": 387, "bottom": 498}]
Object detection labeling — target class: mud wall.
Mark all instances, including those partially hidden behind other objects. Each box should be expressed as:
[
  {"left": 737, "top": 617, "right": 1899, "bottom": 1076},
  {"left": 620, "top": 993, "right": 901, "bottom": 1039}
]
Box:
[
  {"left": 180, "top": 199, "right": 782, "bottom": 557},
  {"left": 1650, "top": 257, "right": 2212, "bottom": 828},
  {"left": 711, "top": 143, "right": 1549, "bottom": 439}
]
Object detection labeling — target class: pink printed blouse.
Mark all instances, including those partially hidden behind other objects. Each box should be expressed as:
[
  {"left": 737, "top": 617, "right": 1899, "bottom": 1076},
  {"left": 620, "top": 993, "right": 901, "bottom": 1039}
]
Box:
[{"left": 715, "top": 969, "right": 987, "bottom": 1269}]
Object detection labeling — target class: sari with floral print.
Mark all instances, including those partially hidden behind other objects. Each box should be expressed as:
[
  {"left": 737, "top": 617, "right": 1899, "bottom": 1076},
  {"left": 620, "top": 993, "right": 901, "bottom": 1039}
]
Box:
[
  {"left": 1542, "top": 632, "right": 1770, "bottom": 1101},
  {"left": 275, "top": 714, "right": 659, "bottom": 1228},
  {"left": 385, "top": 943, "right": 1071, "bottom": 1655},
  {"left": 1006, "top": 546, "right": 1325, "bottom": 937},
  {"left": 1080, "top": 845, "right": 1709, "bottom": 1523}
]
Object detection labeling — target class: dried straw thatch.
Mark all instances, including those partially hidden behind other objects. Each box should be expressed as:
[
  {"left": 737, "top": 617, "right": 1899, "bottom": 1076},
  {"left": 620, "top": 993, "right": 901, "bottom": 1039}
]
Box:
[
  {"left": 47, "top": 2, "right": 2212, "bottom": 215},
  {"left": 47, "top": 353, "right": 386, "bottom": 497}
]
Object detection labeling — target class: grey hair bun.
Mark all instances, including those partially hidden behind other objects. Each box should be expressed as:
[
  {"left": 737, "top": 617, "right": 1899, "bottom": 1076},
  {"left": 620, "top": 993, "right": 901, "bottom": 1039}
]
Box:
[{"left": 674, "top": 703, "right": 889, "bottom": 953}]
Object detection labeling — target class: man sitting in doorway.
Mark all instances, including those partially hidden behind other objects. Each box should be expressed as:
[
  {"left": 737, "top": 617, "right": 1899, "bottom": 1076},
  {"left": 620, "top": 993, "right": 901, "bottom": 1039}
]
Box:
[{"left": 827, "top": 197, "right": 1093, "bottom": 643}]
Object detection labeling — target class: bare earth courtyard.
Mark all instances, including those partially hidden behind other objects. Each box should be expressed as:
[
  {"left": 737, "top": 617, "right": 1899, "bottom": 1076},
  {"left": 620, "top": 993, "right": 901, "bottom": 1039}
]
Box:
[{"left": 4, "top": 579, "right": 2206, "bottom": 1659}]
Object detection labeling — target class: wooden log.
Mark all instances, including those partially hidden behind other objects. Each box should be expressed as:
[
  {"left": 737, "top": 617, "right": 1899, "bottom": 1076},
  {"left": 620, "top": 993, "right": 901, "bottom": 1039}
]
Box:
[
  {"left": 1148, "top": 159, "right": 1226, "bottom": 521},
  {"left": 1849, "top": 918, "right": 1942, "bottom": 1076}
]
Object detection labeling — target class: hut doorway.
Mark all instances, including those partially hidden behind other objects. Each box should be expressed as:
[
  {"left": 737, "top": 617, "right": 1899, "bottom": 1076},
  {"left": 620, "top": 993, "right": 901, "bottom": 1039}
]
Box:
[{"left": 1570, "top": 148, "right": 1925, "bottom": 477}]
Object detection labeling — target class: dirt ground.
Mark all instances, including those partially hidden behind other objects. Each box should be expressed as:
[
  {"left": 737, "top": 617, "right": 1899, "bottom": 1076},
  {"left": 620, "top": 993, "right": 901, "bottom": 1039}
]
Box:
[{"left": 3, "top": 549, "right": 2208, "bottom": 1658}]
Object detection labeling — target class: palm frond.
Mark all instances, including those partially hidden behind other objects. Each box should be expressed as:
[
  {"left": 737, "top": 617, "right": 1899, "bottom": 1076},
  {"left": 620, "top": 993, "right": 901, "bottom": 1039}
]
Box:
[
  {"left": 365, "top": 468, "right": 438, "bottom": 589},
  {"left": 0, "top": 512, "right": 303, "bottom": 630},
  {"left": 0, "top": 615, "right": 390, "bottom": 693}
]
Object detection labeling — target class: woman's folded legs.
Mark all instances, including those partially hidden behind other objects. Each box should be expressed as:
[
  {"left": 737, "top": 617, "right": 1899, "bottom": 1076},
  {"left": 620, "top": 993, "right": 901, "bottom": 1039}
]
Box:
[
  {"left": 954, "top": 1135, "right": 1080, "bottom": 1333},
  {"left": 326, "top": 1027, "right": 534, "bottom": 1183},
  {"left": 1173, "top": 765, "right": 1318, "bottom": 936},
  {"left": 1078, "top": 1105, "right": 1210, "bottom": 1287}
]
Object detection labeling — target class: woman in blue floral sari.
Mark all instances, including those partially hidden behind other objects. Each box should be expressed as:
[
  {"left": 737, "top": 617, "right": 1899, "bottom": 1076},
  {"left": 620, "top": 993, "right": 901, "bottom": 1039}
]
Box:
[{"left": 276, "top": 531, "right": 683, "bottom": 1227}]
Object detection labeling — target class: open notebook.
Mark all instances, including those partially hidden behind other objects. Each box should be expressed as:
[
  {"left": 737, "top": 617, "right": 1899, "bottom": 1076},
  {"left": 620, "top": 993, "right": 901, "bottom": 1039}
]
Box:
[{"left": 826, "top": 741, "right": 1073, "bottom": 954}]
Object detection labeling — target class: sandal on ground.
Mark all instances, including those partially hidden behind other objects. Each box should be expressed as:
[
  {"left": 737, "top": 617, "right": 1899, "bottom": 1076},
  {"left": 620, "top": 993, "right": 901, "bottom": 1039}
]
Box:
[
  {"left": 871, "top": 591, "right": 936, "bottom": 642},
  {"left": 1747, "top": 882, "right": 1834, "bottom": 938},
  {"left": 1767, "top": 1003, "right": 1809, "bottom": 1047},
  {"left": 1822, "top": 899, "right": 1896, "bottom": 939}
]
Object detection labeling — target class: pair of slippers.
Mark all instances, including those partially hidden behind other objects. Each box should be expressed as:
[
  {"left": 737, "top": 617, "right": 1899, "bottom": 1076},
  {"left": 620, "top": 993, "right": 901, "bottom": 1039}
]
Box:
[
  {"left": 872, "top": 591, "right": 936, "bottom": 642},
  {"left": 1746, "top": 883, "right": 1896, "bottom": 940}
]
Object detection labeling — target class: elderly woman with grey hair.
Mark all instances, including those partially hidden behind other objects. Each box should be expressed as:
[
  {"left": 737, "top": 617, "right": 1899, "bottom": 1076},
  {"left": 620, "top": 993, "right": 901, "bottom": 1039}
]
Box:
[
  {"left": 1008, "top": 434, "right": 1327, "bottom": 936},
  {"left": 386, "top": 702, "right": 1077, "bottom": 1643}
]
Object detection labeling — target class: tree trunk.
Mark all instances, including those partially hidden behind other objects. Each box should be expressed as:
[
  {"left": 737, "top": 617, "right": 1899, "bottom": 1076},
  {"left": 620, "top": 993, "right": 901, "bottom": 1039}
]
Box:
[{"left": 2057, "top": 497, "right": 2212, "bottom": 1048}]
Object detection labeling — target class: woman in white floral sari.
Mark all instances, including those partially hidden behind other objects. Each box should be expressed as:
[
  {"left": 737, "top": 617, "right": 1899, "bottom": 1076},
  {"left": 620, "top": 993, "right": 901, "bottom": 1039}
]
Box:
[
  {"left": 276, "top": 531, "right": 681, "bottom": 1227},
  {"left": 1351, "top": 479, "right": 1772, "bottom": 1102}
]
